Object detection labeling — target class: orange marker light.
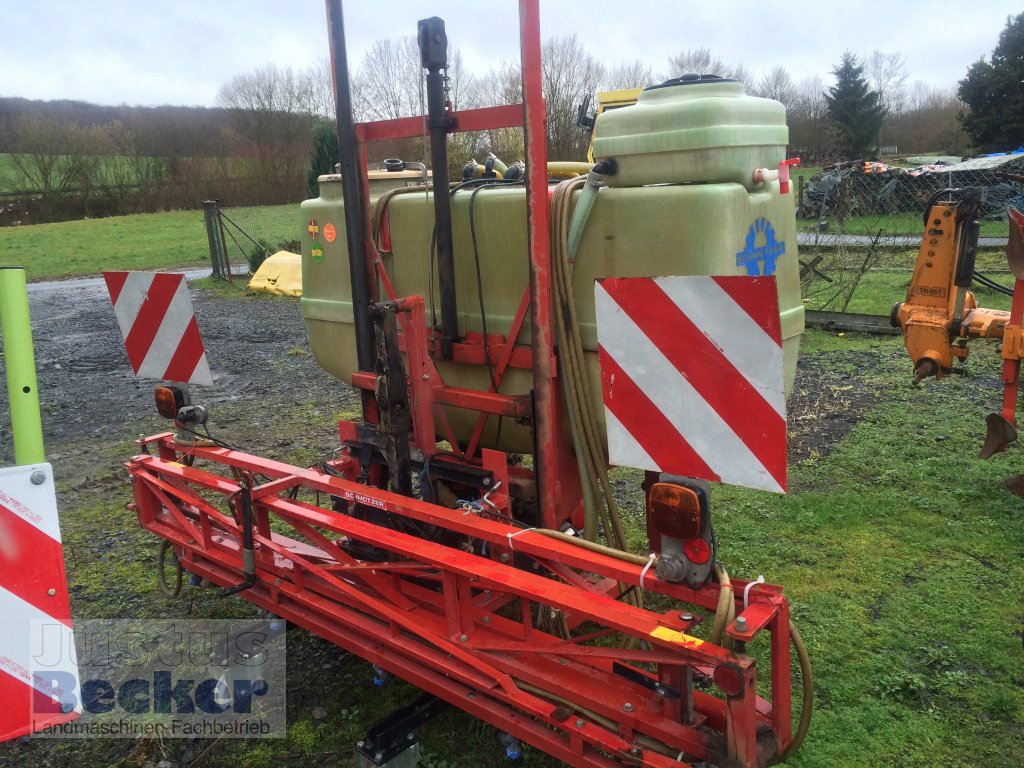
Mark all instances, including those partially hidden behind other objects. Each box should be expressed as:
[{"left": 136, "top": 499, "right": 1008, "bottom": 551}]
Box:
[
  {"left": 154, "top": 385, "right": 187, "bottom": 420},
  {"left": 647, "top": 482, "right": 702, "bottom": 539}
]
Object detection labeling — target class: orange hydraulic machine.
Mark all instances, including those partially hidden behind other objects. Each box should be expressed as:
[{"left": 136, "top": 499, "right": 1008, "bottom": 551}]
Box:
[{"left": 892, "top": 187, "right": 1024, "bottom": 460}]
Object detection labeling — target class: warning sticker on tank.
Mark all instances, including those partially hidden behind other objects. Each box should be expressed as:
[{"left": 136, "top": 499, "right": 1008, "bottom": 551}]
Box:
[
  {"left": 736, "top": 217, "right": 784, "bottom": 276},
  {"left": 323, "top": 222, "right": 337, "bottom": 243},
  {"left": 307, "top": 218, "right": 319, "bottom": 238},
  {"left": 311, "top": 242, "right": 324, "bottom": 263}
]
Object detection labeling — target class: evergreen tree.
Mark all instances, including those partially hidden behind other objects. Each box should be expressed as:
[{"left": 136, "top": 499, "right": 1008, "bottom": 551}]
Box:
[
  {"left": 824, "top": 52, "right": 885, "bottom": 158},
  {"left": 307, "top": 119, "right": 338, "bottom": 197},
  {"left": 958, "top": 13, "right": 1024, "bottom": 153}
]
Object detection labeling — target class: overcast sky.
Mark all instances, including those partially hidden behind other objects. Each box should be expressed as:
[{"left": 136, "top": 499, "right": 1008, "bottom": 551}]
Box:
[{"left": 2, "top": 1, "right": 1018, "bottom": 108}]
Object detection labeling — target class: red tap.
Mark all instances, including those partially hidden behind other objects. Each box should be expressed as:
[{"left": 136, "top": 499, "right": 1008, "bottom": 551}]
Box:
[{"left": 778, "top": 158, "right": 801, "bottom": 194}]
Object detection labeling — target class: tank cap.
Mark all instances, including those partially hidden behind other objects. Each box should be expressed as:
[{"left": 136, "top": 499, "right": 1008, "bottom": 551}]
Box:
[
  {"left": 384, "top": 158, "right": 405, "bottom": 172},
  {"left": 644, "top": 73, "right": 737, "bottom": 91}
]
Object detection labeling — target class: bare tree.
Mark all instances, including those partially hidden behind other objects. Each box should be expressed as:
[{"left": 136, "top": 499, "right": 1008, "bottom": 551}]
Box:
[
  {"left": 866, "top": 50, "right": 909, "bottom": 116},
  {"left": 467, "top": 62, "right": 522, "bottom": 107},
  {"left": 461, "top": 62, "right": 524, "bottom": 162},
  {"left": 217, "top": 64, "right": 311, "bottom": 143},
  {"left": 666, "top": 48, "right": 750, "bottom": 86},
  {"left": 352, "top": 37, "right": 424, "bottom": 121},
  {"left": 7, "top": 117, "right": 97, "bottom": 216},
  {"left": 890, "top": 82, "right": 967, "bottom": 154},
  {"left": 751, "top": 66, "right": 797, "bottom": 110},
  {"left": 297, "top": 58, "right": 335, "bottom": 120},
  {"left": 787, "top": 76, "right": 831, "bottom": 154},
  {"left": 462, "top": 37, "right": 602, "bottom": 162},
  {"left": 541, "top": 35, "right": 605, "bottom": 160},
  {"left": 601, "top": 60, "right": 655, "bottom": 91},
  {"left": 215, "top": 64, "right": 315, "bottom": 198}
]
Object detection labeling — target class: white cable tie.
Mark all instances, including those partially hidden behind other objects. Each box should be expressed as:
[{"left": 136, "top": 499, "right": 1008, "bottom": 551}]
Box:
[
  {"left": 676, "top": 750, "right": 686, "bottom": 763},
  {"left": 506, "top": 527, "right": 537, "bottom": 552},
  {"left": 743, "top": 575, "right": 765, "bottom": 610},
  {"left": 639, "top": 553, "right": 657, "bottom": 590}
]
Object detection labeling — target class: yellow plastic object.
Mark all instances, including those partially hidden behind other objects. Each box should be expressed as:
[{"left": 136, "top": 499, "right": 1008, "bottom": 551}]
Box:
[
  {"left": 587, "top": 88, "right": 643, "bottom": 163},
  {"left": 248, "top": 251, "right": 303, "bottom": 297},
  {"left": 547, "top": 161, "right": 594, "bottom": 178}
]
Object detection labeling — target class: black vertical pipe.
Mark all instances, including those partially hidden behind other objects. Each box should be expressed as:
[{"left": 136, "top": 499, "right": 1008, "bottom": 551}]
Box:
[
  {"left": 418, "top": 16, "right": 458, "bottom": 359},
  {"left": 325, "top": 0, "right": 374, "bottom": 372}
]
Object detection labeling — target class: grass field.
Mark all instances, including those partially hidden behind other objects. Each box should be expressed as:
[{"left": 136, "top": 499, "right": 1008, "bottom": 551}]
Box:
[
  {"left": 0, "top": 204, "right": 299, "bottom": 281},
  {"left": 0, "top": 209, "right": 210, "bottom": 280},
  {"left": 797, "top": 211, "right": 1009, "bottom": 238},
  {"left": 802, "top": 249, "right": 1017, "bottom": 315}
]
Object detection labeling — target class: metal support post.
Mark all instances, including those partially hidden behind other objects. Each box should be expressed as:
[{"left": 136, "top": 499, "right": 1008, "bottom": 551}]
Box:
[
  {"left": 202, "top": 200, "right": 224, "bottom": 278},
  {"left": 325, "top": 0, "right": 375, "bottom": 374},
  {"left": 0, "top": 267, "right": 45, "bottom": 464},
  {"left": 518, "top": 0, "right": 559, "bottom": 527}
]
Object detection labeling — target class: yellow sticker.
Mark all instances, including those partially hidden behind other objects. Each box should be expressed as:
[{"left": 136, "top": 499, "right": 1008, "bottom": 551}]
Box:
[{"left": 650, "top": 626, "right": 704, "bottom": 647}]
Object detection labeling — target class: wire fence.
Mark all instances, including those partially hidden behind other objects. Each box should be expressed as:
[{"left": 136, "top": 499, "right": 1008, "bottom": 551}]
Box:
[
  {"left": 796, "top": 156, "right": 1024, "bottom": 312},
  {"left": 216, "top": 203, "right": 301, "bottom": 275}
]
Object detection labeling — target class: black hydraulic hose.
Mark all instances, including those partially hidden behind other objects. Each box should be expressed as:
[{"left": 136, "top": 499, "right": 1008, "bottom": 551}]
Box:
[
  {"left": 419, "top": 16, "right": 458, "bottom": 359},
  {"left": 922, "top": 188, "right": 959, "bottom": 225},
  {"left": 325, "top": 0, "right": 374, "bottom": 373},
  {"left": 955, "top": 188, "right": 985, "bottom": 289},
  {"left": 972, "top": 270, "right": 1015, "bottom": 296}
]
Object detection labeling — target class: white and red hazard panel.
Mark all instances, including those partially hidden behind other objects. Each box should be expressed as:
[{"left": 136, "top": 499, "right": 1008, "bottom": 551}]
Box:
[
  {"left": 0, "top": 463, "right": 81, "bottom": 740},
  {"left": 596, "top": 275, "right": 786, "bottom": 493},
  {"left": 103, "top": 271, "right": 213, "bottom": 385}
]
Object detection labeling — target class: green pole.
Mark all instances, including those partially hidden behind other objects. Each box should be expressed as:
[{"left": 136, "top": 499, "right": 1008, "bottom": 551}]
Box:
[{"left": 0, "top": 267, "right": 45, "bottom": 465}]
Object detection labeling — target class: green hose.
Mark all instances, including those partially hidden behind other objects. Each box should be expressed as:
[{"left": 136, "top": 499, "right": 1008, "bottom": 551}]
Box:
[{"left": 566, "top": 171, "right": 601, "bottom": 265}]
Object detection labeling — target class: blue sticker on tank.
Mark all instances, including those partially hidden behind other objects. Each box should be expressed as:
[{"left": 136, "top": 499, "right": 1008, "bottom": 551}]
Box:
[{"left": 736, "top": 217, "right": 784, "bottom": 276}]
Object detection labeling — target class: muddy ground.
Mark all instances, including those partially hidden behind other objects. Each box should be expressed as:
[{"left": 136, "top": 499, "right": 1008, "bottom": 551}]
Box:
[{"left": 0, "top": 277, "right": 878, "bottom": 767}]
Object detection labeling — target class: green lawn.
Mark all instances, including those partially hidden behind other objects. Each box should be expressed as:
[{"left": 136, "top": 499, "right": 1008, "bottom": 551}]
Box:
[
  {"left": 714, "top": 330, "right": 1024, "bottom": 767},
  {"left": 0, "top": 209, "right": 212, "bottom": 281},
  {"left": 0, "top": 203, "right": 301, "bottom": 282},
  {"left": 802, "top": 249, "right": 1017, "bottom": 315},
  {"left": 798, "top": 211, "right": 1010, "bottom": 238}
]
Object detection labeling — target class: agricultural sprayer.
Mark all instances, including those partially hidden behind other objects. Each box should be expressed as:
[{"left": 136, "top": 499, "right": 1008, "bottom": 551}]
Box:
[{"left": 115, "top": 2, "right": 812, "bottom": 765}]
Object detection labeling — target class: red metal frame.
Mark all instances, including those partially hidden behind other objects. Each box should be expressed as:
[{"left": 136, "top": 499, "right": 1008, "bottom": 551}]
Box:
[
  {"left": 121, "top": 2, "right": 802, "bottom": 766},
  {"left": 343, "top": 0, "right": 577, "bottom": 529},
  {"left": 518, "top": 0, "right": 560, "bottom": 532},
  {"left": 126, "top": 434, "right": 796, "bottom": 767}
]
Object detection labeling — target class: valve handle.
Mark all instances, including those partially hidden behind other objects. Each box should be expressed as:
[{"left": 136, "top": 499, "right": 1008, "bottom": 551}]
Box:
[{"left": 778, "top": 158, "right": 801, "bottom": 195}]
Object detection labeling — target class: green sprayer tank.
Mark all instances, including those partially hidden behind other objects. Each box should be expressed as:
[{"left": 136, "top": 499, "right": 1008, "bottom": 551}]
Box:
[{"left": 300, "top": 76, "right": 805, "bottom": 453}]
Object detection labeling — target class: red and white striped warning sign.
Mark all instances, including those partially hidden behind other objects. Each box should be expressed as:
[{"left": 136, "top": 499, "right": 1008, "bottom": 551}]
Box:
[
  {"left": 103, "top": 272, "right": 213, "bottom": 386},
  {"left": 596, "top": 275, "right": 787, "bottom": 493},
  {"left": 0, "top": 463, "right": 80, "bottom": 740}
]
